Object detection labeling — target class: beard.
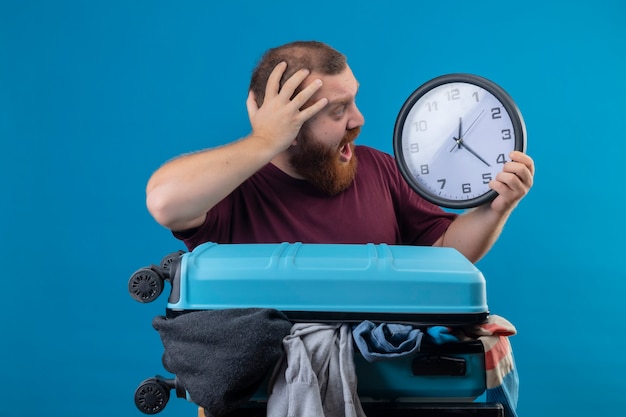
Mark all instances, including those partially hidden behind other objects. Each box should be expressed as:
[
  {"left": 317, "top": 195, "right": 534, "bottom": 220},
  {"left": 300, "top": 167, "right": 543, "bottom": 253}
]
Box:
[{"left": 290, "top": 126, "right": 360, "bottom": 196}]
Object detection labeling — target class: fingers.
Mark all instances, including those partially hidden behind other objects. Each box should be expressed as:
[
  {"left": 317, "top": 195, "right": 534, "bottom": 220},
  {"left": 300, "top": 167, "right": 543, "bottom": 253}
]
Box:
[
  {"left": 510, "top": 151, "right": 535, "bottom": 177},
  {"left": 296, "top": 79, "right": 328, "bottom": 119},
  {"left": 281, "top": 67, "right": 311, "bottom": 100},
  {"left": 265, "top": 61, "right": 316, "bottom": 104},
  {"left": 247, "top": 62, "right": 328, "bottom": 150},
  {"left": 265, "top": 62, "right": 323, "bottom": 102},
  {"left": 300, "top": 96, "right": 329, "bottom": 120},
  {"left": 264, "top": 61, "right": 288, "bottom": 99},
  {"left": 504, "top": 151, "right": 534, "bottom": 189},
  {"left": 489, "top": 152, "right": 534, "bottom": 202},
  {"left": 287, "top": 76, "right": 316, "bottom": 104},
  {"left": 262, "top": 61, "right": 327, "bottom": 121}
]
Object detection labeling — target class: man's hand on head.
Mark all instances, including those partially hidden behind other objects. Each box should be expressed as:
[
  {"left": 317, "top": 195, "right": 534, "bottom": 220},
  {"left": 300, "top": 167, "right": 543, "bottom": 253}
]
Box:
[{"left": 246, "top": 62, "right": 328, "bottom": 153}]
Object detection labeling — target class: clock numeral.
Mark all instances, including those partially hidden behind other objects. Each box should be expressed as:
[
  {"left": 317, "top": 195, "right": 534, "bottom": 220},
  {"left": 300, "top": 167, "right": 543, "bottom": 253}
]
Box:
[
  {"left": 413, "top": 120, "right": 428, "bottom": 132},
  {"left": 437, "top": 179, "right": 446, "bottom": 189},
  {"left": 409, "top": 143, "right": 419, "bottom": 153},
  {"left": 420, "top": 164, "right": 429, "bottom": 175},
  {"left": 491, "top": 107, "right": 502, "bottom": 119},
  {"left": 502, "top": 129, "right": 512, "bottom": 140},
  {"left": 446, "top": 88, "right": 460, "bottom": 101},
  {"left": 482, "top": 173, "right": 492, "bottom": 184},
  {"left": 472, "top": 91, "right": 480, "bottom": 102},
  {"left": 462, "top": 183, "right": 472, "bottom": 194},
  {"left": 426, "top": 101, "right": 438, "bottom": 112},
  {"left": 496, "top": 153, "right": 507, "bottom": 164}
]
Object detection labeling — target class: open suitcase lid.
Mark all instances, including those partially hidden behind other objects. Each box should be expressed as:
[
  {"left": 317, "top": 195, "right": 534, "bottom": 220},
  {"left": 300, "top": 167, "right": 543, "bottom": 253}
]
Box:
[{"left": 164, "top": 242, "right": 489, "bottom": 325}]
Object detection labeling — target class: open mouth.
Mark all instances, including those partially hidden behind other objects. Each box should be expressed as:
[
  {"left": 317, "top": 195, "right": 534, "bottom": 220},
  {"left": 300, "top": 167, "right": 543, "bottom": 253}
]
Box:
[{"left": 339, "top": 142, "right": 353, "bottom": 162}]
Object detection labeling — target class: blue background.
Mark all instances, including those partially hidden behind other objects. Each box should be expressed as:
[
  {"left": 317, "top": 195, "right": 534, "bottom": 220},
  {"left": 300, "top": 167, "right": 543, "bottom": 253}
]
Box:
[{"left": 1, "top": 1, "right": 625, "bottom": 416}]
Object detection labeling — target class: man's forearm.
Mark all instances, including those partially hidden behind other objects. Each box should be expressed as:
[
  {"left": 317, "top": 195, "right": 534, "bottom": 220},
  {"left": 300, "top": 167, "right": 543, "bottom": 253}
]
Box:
[
  {"left": 145, "top": 135, "right": 280, "bottom": 231},
  {"left": 434, "top": 205, "right": 511, "bottom": 263}
]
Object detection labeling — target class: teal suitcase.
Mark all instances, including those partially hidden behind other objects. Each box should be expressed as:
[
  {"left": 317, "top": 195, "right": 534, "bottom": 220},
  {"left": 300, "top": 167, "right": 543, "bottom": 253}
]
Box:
[{"left": 129, "top": 242, "right": 498, "bottom": 415}]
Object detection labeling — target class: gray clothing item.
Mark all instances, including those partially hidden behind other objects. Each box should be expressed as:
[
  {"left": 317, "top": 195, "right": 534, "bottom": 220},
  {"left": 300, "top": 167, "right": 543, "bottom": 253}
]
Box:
[
  {"left": 267, "top": 323, "right": 367, "bottom": 417},
  {"left": 152, "top": 308, "right": 292, "bottom": 417}
]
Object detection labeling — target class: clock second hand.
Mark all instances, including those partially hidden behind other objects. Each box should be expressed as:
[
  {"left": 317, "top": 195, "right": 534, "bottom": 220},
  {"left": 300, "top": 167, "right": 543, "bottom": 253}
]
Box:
[
  {"left": 449, "top": 115, "right": 491, "bottom": 167},
  {"left": 462, "top": 109, "right": 485, "bottom": 138},
  {"left": 450, "top": 110, "right": 485, "bottom": 152}
]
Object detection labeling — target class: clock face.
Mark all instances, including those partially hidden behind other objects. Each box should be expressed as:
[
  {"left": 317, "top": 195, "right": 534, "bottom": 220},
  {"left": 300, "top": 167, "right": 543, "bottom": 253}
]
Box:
[{"left": 393, "top": 74, "right": 526, "bottom": 209}]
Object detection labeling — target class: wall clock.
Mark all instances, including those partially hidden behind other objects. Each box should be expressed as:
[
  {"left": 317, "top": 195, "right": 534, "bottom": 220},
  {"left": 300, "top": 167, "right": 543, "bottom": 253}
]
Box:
[{"left": 393, "top": 74, "right": 526, "bottom": 209}]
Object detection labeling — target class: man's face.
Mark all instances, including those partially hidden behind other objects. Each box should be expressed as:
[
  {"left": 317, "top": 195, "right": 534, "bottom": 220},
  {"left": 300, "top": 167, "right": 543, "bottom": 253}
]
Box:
[
  {"left": 291, "top": 125, "right": 360, "bottom": 195},
  {"left": 289, "top": 65, "right": 365, "bottom": 195}
]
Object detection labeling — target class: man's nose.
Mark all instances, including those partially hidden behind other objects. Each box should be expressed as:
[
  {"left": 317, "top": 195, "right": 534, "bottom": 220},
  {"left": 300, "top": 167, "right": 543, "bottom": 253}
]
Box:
[{"left": 347, "top": 105, "right": 365, "bottom": 130}]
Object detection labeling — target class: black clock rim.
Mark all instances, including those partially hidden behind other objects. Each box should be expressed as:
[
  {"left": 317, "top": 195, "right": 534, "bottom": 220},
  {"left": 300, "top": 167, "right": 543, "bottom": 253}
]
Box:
[{"left": 392, "top": 73, "right": 527, "bottom": 209}]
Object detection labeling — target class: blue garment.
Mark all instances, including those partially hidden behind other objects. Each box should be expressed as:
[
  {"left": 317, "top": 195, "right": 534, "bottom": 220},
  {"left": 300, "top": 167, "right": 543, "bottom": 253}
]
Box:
[
  {"left": 352, "top": 320, "right": 423, "bottom": 362},
  {"left": 426, "top": 326, "right": 459, "bottom": 344}
]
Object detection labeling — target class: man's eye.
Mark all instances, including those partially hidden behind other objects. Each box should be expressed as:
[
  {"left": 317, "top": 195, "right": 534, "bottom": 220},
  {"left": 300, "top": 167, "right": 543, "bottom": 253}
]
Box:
[{"left": 334, "top": 106, "right": 347, "bottom": 116}]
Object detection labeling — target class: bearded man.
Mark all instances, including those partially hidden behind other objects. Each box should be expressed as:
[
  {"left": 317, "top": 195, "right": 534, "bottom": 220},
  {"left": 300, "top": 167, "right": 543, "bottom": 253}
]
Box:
[{"left": 145, "top": 40, "right": 534, "bottom": 262}]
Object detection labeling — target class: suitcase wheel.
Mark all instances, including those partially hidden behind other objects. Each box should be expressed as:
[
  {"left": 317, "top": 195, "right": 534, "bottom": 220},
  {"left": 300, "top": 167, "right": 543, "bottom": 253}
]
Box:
[
  {"left": 159, "top": 250, "right": 185, "bottom": 273},
  {"left": 134, "top": 376, "right": 171, "bottom": 414},
  {"left": 128, "top": 266, "right": 164, "bottom": 303}
]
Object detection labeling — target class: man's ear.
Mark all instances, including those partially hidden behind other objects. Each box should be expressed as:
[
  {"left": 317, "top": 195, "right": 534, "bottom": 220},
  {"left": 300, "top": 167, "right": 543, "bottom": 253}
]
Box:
[{"left": 291, "top": 130, "right": 303, "bottom": 147}]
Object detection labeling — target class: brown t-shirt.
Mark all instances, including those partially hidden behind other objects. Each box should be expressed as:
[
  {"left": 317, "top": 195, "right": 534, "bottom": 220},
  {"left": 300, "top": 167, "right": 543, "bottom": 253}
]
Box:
[{"left": 175, "top": 146, "right": 456, "bottom": 250}]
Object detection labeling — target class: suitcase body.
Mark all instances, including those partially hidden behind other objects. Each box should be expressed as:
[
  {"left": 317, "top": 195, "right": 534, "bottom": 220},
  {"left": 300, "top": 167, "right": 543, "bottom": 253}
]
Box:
[{"left": 129, "top": 242, "right": 494, "bottom": 414}]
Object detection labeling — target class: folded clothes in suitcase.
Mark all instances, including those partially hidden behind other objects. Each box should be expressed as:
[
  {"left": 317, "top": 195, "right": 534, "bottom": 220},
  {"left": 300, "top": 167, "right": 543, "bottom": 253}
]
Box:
[{"left": 129, "top": 242, "right": 503, "bottom": 416}]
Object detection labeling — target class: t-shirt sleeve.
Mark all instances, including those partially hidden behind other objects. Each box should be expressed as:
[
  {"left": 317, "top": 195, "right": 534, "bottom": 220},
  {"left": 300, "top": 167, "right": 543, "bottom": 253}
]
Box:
[{"left": 171, "top": 195, "right": 234, "bottom": 251}]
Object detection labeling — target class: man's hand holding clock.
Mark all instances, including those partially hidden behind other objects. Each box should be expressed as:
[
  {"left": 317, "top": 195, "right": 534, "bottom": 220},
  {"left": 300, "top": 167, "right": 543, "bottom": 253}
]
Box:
[
  {"left": 488, "top": 150, "right": 534, "bottom": 214},
  {"left": 394, "top": 73, "right": 534, "bottom": 262}
]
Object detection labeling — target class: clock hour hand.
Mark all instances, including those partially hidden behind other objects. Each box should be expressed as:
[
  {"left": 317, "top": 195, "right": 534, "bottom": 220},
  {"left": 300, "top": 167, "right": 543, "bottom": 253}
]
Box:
[
  {"left": 450, "top": 117, "right": 463, "bottom": 152},
  {"left": 456, "top": 117, "right": 462, "bottom": 149},
  {"left": 450, "top": 109, "right": 486, "bottom": 151}
]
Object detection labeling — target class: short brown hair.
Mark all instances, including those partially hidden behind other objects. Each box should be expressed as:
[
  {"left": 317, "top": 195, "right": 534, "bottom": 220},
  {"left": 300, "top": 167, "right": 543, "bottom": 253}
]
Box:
[{"left": 249, "top": 41, "right": 347, "bottom": 106}]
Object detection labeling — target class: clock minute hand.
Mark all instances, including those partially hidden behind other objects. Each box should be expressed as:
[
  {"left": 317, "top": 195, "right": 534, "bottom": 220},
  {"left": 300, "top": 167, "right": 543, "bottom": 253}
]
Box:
[
  {"left": 449, "top": 134, "right": 490, "bottom": 166},
  {"left": 460, "top": 141, "right": 491, "bottom": 167},
  {"left": 458, "top": 109, "right": 490, "bottom": 166},
  {"left": 449, "top": 111, "right": 490, "bottom": 166}
]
